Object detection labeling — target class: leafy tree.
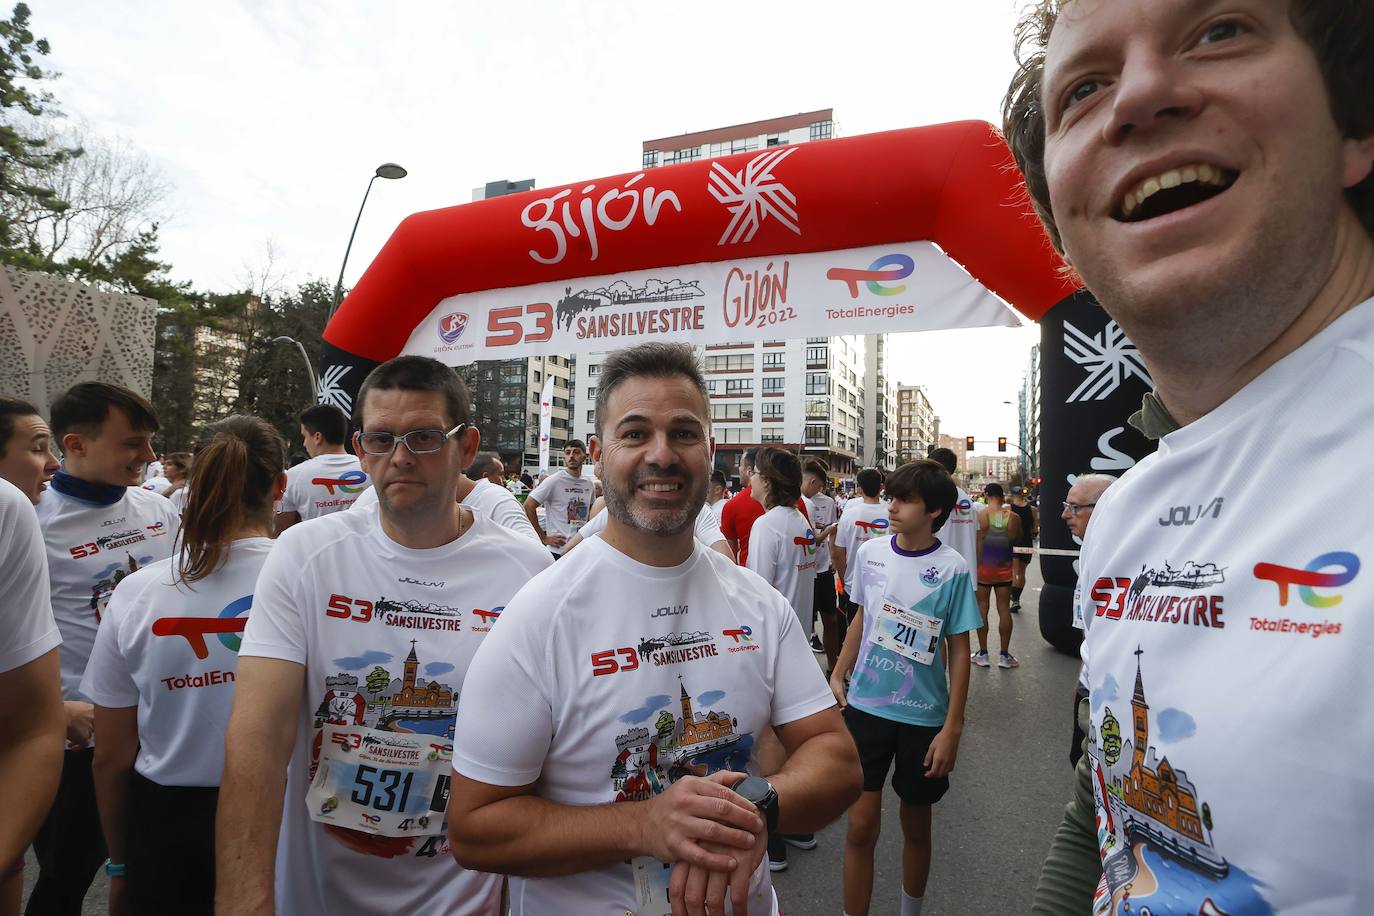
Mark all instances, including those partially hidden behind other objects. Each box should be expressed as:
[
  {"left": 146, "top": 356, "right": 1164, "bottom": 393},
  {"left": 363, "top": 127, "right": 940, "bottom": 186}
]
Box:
[
  {"left": 365, "top": 665, "right": 392, "bottom": 701},
  {"left": 655, "top": 709, "right": 676, "bottom": 740},
  {"left": 235, "top": 278, "right": 334, "bottom": 452},
  {"left": 0, "top": 3, "right": 81, "bottom": 249}
]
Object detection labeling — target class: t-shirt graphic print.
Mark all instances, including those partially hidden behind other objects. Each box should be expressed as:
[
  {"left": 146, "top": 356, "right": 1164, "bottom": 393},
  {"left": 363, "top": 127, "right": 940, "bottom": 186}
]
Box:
[{"left": 240, "top": 508, "right": 552, "bottom": 916}]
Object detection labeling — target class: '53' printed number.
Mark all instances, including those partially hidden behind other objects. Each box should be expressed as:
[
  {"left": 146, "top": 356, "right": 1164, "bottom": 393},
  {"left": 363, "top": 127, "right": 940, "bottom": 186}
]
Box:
[
  {"left": 591, "top": 647, "right": 639, "bottom": 677},
  {"left": 326, "top": 594, "right": 373, "bottom": 623},
  {"left": 486, "top": 303, "right": 553, "bottom": 348}
]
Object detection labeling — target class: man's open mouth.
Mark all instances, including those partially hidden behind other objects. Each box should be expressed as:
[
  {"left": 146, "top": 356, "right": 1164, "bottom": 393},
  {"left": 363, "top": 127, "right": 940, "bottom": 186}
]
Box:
[
  {"left": 1116, "top": 163, "right": 1238, "bottom": 222},
  {"left": 640, "top": 481, "right": 683, "bottom": 493}
]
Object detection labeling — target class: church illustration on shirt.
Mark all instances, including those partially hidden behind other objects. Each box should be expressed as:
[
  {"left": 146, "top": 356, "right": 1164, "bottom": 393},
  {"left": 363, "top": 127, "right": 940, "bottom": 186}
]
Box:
[
  {"left": 1095, "top": 649, "right": 1227, "bottom": 878},
  {"left": 610, "top": 676, "right": 742, "bottom": 802}
]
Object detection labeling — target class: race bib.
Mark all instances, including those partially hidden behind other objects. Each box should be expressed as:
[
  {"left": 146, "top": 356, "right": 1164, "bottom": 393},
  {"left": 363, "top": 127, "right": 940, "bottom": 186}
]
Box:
[
  {"left": 632, "top": 856, "right": 672, "bottom": 916},
  {"left": 1072, "top": 584, "right": 1085, "bottom": 630},
  {"left": 306, "top": 725, "right": 453, "bottom": 837},
  {"left": 871, "top": 597, "right": 942, "bottom": 666}
]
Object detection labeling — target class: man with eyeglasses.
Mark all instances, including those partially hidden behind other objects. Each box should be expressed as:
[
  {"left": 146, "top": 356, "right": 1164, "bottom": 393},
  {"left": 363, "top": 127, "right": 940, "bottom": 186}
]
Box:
[{"left": 217, "top": 356, "right": 552, "bottom": 916}]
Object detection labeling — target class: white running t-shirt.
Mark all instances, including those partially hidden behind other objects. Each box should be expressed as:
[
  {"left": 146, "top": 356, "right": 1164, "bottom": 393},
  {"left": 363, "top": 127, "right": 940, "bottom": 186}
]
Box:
[
  {"left": 140, "top": 476, "right": 172, "bottom": 496},
  {"left": 351, "top": 478, "right": 539, "bottom": 541},
  {"left": 0, "top": 478, "right": 61, "bottom": 674},
  {"left": 281, "top": 453, "right": 371, "bottom": 519},
  {"left": 746, "top": 505, "right": 818, "bottom": 628},
  {"left": 806, "top": 492, "right": 838, "bottom": 574},
  {"left": 454, "top": 536, "right": 835, "bottom": 915},
  {"left": 1079, "top": 297, "right": 1374, "bottom": 914},
  {"left": 833, "top": 500, "right": 891, "bottom": 596},
  {"left": 80, "top": 538, "right": 271, "bottom": 786},
  {"left": 528, "top": 469, "right": 595, "bottom": 554},
  {"left": 941, "top": 488, "right": 978, "bottom": 588},
  {"left": 240, "top": 508, "right": 552, "bottom": 916},
  {"left": 578, "top": 502, "right": 725, "bottom": 547},
  {"left": 37, "top": 485, "right": 181, "bottom": 699}
]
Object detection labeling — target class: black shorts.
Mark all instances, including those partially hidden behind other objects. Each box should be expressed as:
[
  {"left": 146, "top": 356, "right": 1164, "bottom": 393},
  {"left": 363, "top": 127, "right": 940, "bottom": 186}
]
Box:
[
  {"left": 978, "top": 580, "right": 1012, "bottom": 589},
  {"left": 813, "top": 570, "right": 838, "bottom": 618},
  {"left": 842, "top": 705, "right": 949, "bottom": 806}
]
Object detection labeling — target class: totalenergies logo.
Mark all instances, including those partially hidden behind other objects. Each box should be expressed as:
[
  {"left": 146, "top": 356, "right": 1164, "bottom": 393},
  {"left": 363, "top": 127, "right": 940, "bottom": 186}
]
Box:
[
  {"left": 723, "top": 626, "right": 754, "bottom": 643},
  {"left": 1253, "top": 551, "right": 1360, "bottom": 608},
  {"left": 150, "top": 593, "right": 252, "bottom": 659},
  {"left": 854, "top": 518, "right": 890, "bottom": 534},
  {"left": 313, "top": 469, "right": 368, "bottom": 495},
  {"left": 826, "top": 253, "right": 915, "bottom": 299},
  {"left": 794, "top": 529, "right": 818, "bottom": 557},
  {"left": 438, "top": 311, "right": 470, "bottom": 345}
]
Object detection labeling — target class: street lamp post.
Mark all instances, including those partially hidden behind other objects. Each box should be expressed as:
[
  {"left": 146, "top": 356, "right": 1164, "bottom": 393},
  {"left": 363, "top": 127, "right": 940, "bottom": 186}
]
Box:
[
  {"left": 271, "top": 336, "right": 318, "bottom": 402},
  {"left": 327, "top": 162, "right": 408, "bottom": 323}
]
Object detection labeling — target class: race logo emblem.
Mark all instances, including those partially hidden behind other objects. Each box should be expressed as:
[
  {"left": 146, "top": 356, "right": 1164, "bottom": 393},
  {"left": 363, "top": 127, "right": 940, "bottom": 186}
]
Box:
[
  {"left": 438, "top": 311, "right": 469, "bottom": 345},
  {"left": 555, "top": 278, "right": 704, "bottom": 331},
  {"left": 921, "top": 566, "right": 940, "bottom": 587}
]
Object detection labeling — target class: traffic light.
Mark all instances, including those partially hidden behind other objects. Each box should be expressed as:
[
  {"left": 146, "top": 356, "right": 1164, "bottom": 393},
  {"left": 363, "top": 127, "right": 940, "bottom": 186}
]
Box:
[
  {"left": 997, "top": 436, "right": 1007, "bottom": 452},
  {"left": 965, "top": 436, "right": 975, "bottom": 451}
]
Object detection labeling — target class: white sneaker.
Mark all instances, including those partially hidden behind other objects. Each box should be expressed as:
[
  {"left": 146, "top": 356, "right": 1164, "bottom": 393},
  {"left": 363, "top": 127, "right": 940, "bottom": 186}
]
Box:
[
  {"left": 971, "top": 650, "right": 991, "bottom": 668},
  {"left": 998, "top": 652, "right": 1020, "bottom": 669}
]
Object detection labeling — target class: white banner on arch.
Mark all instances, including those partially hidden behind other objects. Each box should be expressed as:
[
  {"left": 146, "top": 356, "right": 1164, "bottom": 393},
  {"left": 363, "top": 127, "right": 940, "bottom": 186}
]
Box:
[{"left": 401, "top": 241, "right": 1022, "bottom": 366}]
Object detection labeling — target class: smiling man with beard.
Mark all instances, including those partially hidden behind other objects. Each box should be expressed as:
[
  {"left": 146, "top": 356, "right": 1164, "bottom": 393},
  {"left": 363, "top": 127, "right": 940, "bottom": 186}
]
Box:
[
  {"left": 450, "top": 342, "right": 860, "bottom": 916},
  {"left": 1004, "top": 0, "right": 1374, "bottom": 912}
]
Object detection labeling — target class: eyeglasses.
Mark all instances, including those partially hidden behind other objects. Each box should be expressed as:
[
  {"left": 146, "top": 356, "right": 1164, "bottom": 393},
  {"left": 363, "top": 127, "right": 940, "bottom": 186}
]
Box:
[
  {"left": 357, "top": 423, "right": 467, "bottom": 456},
  {"left": 1062, "top": 500, "right": 1097, "bottom": 516}
]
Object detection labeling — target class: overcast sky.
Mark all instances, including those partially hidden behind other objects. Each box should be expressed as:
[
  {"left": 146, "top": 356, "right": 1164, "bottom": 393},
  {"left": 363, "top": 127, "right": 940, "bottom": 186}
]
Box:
[{"left": 37, "top": 0, "right": 1043, "bottom": 446}]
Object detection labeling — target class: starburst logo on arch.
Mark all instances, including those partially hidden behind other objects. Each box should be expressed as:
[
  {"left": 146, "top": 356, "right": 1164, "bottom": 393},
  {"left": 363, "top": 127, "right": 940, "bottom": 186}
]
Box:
[
  {"left": 708, "top": 147, "right": 800, "bottom": 246},
  {"left": 1063, "top": 320, "right": 1152, "bottom": 403},
  {"left": 317, "top": 364, "right": 354, "bottom": 413}
]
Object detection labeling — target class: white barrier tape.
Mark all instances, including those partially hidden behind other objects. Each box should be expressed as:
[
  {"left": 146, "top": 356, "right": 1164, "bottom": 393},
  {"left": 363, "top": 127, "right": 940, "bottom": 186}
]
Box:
[{"left": 1013, "top": 546, "right": 1081, "bottom": 557}]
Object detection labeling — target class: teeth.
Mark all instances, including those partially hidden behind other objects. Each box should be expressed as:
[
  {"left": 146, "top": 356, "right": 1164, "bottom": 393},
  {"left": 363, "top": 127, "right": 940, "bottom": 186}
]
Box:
[
  {"left": 1120, "top": 162, "right": 1232, "bottom": 218},
  {"left": 644, "top": 483, "right": 679, "bottom": 492}
]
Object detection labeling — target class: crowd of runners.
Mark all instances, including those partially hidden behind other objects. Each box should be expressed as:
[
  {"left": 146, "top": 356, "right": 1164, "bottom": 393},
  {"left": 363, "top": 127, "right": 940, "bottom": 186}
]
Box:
[
  {"left": 3, "top": 0, "right": 1372, "bottom": 913},
  {"left": 1, "top": 355, "right": 1031, "bottom": 916}
]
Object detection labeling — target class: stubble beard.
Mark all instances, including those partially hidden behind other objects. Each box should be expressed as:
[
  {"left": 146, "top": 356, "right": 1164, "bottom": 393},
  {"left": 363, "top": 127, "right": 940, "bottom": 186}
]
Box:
[{"left": 604, "top": 467, "right": 707, "bottom": 536}]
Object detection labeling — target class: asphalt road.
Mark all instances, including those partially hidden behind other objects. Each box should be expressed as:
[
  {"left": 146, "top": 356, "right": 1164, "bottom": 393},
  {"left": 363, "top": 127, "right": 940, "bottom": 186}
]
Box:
[
  {"left": 773, "top": 561, "right": 1082, "bottom": 915},
  {"left": 27, "top": 565, "right": 1078, "bottom": 916}
]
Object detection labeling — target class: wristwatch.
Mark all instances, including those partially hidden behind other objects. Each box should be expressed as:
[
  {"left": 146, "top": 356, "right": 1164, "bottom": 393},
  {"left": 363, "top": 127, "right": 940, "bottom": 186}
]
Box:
[{"left": 731, "top": 775, "right": 779, "bottom": 834}]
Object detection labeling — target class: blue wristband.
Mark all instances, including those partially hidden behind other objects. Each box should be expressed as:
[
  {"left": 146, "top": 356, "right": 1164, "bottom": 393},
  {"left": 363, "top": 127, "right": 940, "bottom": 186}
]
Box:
[{"left": 104, "top": 859, "right": 125, "bottom": 877}]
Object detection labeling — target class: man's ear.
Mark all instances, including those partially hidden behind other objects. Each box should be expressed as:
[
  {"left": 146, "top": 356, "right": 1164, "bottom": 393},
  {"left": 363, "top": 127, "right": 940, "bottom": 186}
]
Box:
[
  {"left": 1342, "top": 133, "right": 1374, "bottom": 189},
  {"left": 588, "top": 435, "right": 602, "bottom": 463},
  {"left": 459, "top": 425, "right": 481, "bottom": 467},
  {"left": 61, "top": 432, "right": 86, "bottom": 460}
]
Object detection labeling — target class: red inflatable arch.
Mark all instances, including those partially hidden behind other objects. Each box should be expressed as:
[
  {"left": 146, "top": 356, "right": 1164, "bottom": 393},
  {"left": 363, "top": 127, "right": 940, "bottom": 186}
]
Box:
[{"left": 318, "top": 119, "right": 1075, "bottom": 413}]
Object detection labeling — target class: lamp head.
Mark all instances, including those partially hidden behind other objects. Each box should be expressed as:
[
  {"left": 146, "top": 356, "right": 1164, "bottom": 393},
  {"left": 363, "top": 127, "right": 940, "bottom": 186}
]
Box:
[{"left": 375, "top": 163, "right": 407, "bottom": 180}]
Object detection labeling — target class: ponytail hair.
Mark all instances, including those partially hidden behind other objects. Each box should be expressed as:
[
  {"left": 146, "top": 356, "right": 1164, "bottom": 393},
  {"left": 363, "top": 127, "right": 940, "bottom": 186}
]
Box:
[{"left": 177, "top": 415, "right": 286, "bottom": 584}]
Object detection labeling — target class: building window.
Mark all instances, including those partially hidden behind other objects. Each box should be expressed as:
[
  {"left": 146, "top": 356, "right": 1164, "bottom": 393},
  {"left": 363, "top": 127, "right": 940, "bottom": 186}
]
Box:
[
  {"left": 643, "top": 150, "right": 660, "bottom": 169},
  {"left": 765, "top": 134, "right": 788, "bottom": 148},
  {"left": 663, "top": 147, "right": 701, "bottom": 164},
  {"left": 588, "top": 364, "right": 601, "bottom": 376},
  {"left": 762, "top": 402, "right": 784, "bottom": 420},
  {"left": 805, "top": 425, "right": 828, "bottom": 445},
  {"left": 806, "top": 346, "right": 827, "bottom": 367},
  {"left": 806, "top": 398, "right": 829, "bottom": 419},
  {"left": 762, "top": 352, "right": 784, "bottom": 368},
  {"left": 706, "top": 379, "right": 719, "bottom": 394},
  {"left": 806, "top": 372, "right": 829, "bottom": 396},
  {"left": 533, "top": 371, "right": 542, "bottom": 382},
  {"left": 711, "top": 403, "right": 754, "bottom": 421},
  {"left": 587, "top": 387, "right": 596, "bottom": 399},
  {"left": 531, "top": 392, "right": 540, "bottom": 404},
  {"left": 761, "top": 427, "right": 784, "bottom": 443},
  {"left": 810, "top": 120, "right": 834, "bottom": 141},
  {"left": 704, "top": 354, "right": 754, "bottom": 372},
  {"left": 762, "top": 377, "right": 784, "bottom": 393},
  {"left": 725, "top": 378, "right": 753, "bottom": 395},
  {"left": 586, "top": 409, "right": 595, "bottom": 424},
  {"left": 720, "top": 428, "right": 752, "bottom": 444}
]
